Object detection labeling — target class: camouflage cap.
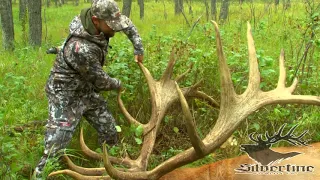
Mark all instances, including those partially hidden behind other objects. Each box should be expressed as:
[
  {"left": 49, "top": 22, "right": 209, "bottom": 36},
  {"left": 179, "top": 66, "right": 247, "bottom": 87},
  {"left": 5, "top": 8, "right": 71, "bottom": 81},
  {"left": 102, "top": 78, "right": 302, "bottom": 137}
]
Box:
[{"left": 91, "top": 0, "right": 132, "bottom": 31}]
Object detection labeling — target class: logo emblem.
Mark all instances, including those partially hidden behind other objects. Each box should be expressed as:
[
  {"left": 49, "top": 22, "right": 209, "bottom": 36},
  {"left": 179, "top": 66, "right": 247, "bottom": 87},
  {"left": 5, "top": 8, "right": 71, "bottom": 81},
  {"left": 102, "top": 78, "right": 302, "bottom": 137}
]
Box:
[{"left": 235, "top": 124, "right": 314, "bottom": 175}]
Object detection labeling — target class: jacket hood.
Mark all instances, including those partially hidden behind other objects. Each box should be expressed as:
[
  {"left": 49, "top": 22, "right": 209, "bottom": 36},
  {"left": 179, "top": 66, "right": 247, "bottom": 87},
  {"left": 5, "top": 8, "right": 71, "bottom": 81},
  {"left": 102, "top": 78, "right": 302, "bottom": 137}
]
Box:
[{"left": 69, "top": 10, "right": 108, "bottom": 48}]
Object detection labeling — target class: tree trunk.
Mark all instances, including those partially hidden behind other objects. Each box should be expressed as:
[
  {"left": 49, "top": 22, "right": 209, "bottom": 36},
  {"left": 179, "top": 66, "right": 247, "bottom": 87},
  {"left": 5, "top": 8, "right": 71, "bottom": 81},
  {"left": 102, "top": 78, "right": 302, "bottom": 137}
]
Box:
[
  {"left": 275, "top": 0, "right": 279, "bottom": 6},
  {"left": 19, "top": 0, "right": 27, "bottom": 21},
  {"left": 54, "top": 0, "right": 61, "bottom": 6},
  {"left": 162, "top": 0, "right": 167, "bottom": 19},
  {"left": 28, "top": 0, "right": 42, "bottom": 46},
  {"left": 174, "top": 0, "right": 183, "bottom": 15},
  {"left": 219, "top": 0, "right": 229, "bottom": 23},
  {"left": 122, "top": 0, "right": 132, "bottom": 17},
  {"left": 186, "top": 0, "right": 193, "bottom": 14},
  {"left": 211, "top": 0, "right": 216, "bottom": 20},
  {"left": 138, "top": 0, "right": 144, "bottom": 19},
  {"left": 283, "top": 0, "right": 291, "bottom": 10},
  {"left": 75, "top": 0, "right": 79, "bottom": 6},
  {"left": 204, "top": 0, "right": 209, "bottom": 21},
  {"left": 46, "top": 0, "right": 50, "bottom": 7},
  {"left": 19, "top": 0, "right": 27, "bottom": 44},
  {"left": 0, "top": 0, "right": 15, "bottom": 50}
]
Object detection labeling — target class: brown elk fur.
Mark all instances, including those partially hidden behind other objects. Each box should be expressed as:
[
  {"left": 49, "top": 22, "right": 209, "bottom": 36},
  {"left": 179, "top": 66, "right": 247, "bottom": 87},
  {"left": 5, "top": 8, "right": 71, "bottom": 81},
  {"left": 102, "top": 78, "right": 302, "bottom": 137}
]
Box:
[{"left": 160, "top": 142, "right": 320, "bottom": 180}]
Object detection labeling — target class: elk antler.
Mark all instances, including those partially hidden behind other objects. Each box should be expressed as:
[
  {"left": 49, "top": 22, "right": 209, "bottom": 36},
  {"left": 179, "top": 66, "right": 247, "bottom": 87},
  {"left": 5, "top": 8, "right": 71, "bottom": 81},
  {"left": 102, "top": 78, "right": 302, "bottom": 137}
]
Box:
[{"left": 49, "top": 21, "right": 320, "bottom": 180}]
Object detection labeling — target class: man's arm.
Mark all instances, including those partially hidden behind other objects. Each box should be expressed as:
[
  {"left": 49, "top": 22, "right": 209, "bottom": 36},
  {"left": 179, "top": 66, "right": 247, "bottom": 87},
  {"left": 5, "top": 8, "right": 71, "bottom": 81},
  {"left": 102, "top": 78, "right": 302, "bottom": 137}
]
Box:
[
  {"left": 122, "top": 19, "right": 144, "bottom": 63},
  {"left": 66, "top": 41, "right": 121, "bottom": 91}
]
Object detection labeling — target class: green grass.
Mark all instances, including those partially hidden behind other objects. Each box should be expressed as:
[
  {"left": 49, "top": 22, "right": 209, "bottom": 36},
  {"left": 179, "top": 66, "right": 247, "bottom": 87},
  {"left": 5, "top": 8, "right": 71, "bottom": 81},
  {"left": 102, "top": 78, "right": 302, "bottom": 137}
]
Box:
[{"left": 0, "top": 1, "right": 319, "bottom": 179}]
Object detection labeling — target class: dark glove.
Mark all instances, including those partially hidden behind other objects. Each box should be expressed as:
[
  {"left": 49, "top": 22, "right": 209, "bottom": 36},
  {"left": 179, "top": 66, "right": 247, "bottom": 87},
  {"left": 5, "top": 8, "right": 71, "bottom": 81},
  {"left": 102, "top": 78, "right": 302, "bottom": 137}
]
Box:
[
  {"left": 46, "top": 47, "right": 59, "bottom": 54},
  {"left": 117, "top": 80, "right": 123, "bottom": 91}
]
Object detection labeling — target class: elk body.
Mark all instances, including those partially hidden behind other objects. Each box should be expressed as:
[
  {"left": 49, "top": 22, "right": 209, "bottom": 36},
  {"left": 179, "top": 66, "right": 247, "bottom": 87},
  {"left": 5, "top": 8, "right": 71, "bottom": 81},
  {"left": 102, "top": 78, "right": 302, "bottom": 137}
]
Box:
[{"left": 48, "top": 21, "right": 320, "bottom": 180}]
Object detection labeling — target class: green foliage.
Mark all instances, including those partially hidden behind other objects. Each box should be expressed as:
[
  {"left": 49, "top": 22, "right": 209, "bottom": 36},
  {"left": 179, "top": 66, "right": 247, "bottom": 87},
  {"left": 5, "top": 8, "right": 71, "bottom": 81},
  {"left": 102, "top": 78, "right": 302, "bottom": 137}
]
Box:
[
  {"left": 41, "top": 156, "right": 62, "bottom": 179},
  {"left": 161, "top": 147, "right": 183, "bottom": 160}
]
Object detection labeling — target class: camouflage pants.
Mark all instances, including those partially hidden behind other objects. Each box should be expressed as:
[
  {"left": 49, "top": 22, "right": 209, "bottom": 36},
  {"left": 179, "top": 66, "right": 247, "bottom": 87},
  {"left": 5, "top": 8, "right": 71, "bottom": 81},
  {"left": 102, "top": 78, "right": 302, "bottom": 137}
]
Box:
[{"left": 34, "top": 91, "right": 118, "bottom": 178}]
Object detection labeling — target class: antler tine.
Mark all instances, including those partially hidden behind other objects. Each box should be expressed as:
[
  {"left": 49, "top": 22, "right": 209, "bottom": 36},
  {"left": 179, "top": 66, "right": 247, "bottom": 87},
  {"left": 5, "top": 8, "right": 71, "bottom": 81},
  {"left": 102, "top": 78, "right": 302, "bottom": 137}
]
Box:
[
  {"left": 275, "top": 49, "right": 299, "bottom": 93},
  {"left": 137, "top": 62, "right": 157, "bottom": 108},
  {"left": 138, "top": 62, "right": 156, "bottom": 88},
  {"left": 175, "top": 63, "right": 194, "bottom": 82},
  {"left": 277, "top": 49, "right": 286, "bottom": 89},
  {"left": 276, "top": 50, "right": 299, "bottom": 93},
  {"left": 211, "top": 21, "right": 236, "bottom": 102},
  {"left": 62, "top": 155, "right": 106, "bottom": 176},
  {"left": 176, "top": 82, "right": 206, "bottom": 155},
  {"left": 117, "top": 90, "right": 143, "bottom": 127},
  {"left": 191, "top": 80, "right": 203, "bottom": 90},
  {"left": 184, "top": 90, "right": 220, "bottom": 108},
  {"left": 246, "top": 22, "right": 261, "bottom": 92},
  {"left": 80, "top": 128, "right": 102, "bottom": 160},
  {"left": 48, "top": 169, "right": 111, "bottom": 180},
  {"left": 264, "top": 50, "right": 320, "bottom": 105},
  {"left": 182, "top": 79, "right": 220, "bottom": 108},
  {"left": 80, "top": 128, "right": 135, "bottom": 167},
  {"left": 161, "top": 47, "right": 177, "bottom": 82}
]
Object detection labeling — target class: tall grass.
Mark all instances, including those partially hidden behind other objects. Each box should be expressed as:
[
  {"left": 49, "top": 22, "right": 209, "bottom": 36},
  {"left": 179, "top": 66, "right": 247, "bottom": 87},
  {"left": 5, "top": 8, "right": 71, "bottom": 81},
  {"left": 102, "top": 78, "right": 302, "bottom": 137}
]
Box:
[{"left": 0, "top": 1, "right": 319, "bottom": 179}]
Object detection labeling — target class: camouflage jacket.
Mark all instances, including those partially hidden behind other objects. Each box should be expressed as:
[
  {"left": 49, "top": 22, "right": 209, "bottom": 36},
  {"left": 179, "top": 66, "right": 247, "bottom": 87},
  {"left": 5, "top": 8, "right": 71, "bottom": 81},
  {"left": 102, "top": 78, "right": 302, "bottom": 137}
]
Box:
[{"left": 46, "top": 15, "right": 143, "bottom": 95}]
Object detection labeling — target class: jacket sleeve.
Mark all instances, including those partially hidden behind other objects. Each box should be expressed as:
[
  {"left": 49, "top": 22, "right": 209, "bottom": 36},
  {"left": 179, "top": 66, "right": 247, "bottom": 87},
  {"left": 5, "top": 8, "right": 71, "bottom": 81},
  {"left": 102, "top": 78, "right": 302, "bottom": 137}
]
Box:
[
  {"left": 122, "top": 19, "right": 144, "bottom": 55},
  {"left": 65, "top": 40, "right": 121, "bottom": 91}
]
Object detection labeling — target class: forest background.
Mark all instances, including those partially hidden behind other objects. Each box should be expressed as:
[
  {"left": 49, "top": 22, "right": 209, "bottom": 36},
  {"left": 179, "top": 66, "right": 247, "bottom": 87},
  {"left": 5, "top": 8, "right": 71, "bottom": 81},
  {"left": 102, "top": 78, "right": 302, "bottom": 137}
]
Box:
[{"left": 0, "top": 0, "right": 319, "bottom": 179}]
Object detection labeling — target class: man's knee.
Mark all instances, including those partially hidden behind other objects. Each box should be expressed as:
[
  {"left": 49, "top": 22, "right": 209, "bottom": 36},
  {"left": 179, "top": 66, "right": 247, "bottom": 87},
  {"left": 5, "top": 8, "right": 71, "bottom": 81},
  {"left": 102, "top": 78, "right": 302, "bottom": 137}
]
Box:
[{"left": 44, "top": 126, "right": 75, "bottom": 156}]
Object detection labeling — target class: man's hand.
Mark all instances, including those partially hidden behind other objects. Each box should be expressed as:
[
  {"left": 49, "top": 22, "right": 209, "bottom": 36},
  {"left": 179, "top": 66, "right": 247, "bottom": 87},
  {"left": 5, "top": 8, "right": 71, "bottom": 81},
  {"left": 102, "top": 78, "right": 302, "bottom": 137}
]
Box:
[
  {"left": 135, "top": 55, "right": 144, "bottom": 63},
  {"left": 46, "top": 47, "right": 59, "bottom": 54},
  {"left": 118, "top": 84, "right": 123, "bottom": 91},
  {"left": 117, "top": 80, "right": 123, "bottom": 92}
]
